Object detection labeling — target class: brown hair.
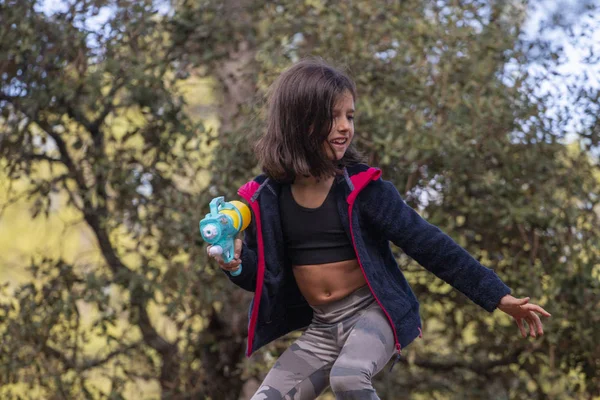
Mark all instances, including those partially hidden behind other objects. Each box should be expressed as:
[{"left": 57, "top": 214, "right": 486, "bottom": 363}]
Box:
[{"left": 255, "top": 58, "right": 364, "bottom": 182}]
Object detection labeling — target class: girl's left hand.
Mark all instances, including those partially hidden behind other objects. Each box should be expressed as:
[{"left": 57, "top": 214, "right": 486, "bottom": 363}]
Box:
[{"left": 497, "top": 295, "right": 551, "bottom": 338}]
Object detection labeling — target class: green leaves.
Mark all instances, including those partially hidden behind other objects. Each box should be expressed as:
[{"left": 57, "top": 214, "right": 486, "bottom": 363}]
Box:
[
  {"left": 1, "top": 0, "right": 599, "bottom": 398},
  {"left": 178, "top": 0, "right": 600, "bottom": 398}
]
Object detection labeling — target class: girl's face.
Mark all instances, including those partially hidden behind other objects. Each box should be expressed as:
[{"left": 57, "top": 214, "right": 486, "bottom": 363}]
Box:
[{"left": 324, "top": 90, "right": 355, "bottom": 161}]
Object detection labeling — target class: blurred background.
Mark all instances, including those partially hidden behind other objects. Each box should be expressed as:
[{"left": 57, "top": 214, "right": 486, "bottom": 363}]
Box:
[{"left": 1, "top": 0, "right": 599, "bottom": 399}]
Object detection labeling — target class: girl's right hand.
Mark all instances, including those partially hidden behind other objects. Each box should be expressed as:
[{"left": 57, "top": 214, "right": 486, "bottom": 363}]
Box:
[{"left": 206, "top": 238, "right": 243, "bottom": 274}]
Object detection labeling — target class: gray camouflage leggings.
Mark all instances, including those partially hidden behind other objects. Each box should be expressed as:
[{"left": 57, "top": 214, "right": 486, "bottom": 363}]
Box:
[{"left": 250, "top": 285, "right": 396, "bottom": 400}]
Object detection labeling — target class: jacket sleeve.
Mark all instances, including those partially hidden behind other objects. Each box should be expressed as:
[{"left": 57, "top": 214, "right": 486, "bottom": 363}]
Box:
[
  {"left": 221, "top": 215, "right": 258, "bottom": 292},
  {"left": 361, "top": 178, "right": 511, "bottom": 312}
]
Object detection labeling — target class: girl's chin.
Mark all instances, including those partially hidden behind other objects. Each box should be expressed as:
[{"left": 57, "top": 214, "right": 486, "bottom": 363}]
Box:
[
  {"left": 324, "top": 146, "right": 347, "bottom": 160},
  {"left": 326, "top": 152, "right": 346, "bottom": 161},
  {"left": 335, "top": 150, "right": 347, "bottom": 159}
]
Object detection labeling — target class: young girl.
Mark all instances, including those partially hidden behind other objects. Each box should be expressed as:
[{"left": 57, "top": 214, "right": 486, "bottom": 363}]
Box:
[{"left": 207, "top": 58, "right": 551, "bottom": 400}]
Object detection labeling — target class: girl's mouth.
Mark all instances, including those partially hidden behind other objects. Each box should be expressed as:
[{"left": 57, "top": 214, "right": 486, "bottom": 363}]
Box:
[{"left": 330, "top": 138, "right": 348, "bottom": 146}]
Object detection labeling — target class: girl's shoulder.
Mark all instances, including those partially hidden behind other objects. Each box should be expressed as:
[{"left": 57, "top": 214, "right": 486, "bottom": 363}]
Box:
[
  {"left": 345, "top": 162, "right": 373, "bottom": 176},
  {"left": 346, "top": 163, "right": 383, "bottom": 188},
  {"left": 346, "top": 164, "right": 405, "bottom": 205},
  {"left": 238, "top": 173, "right": 269, "bottom": 199}
]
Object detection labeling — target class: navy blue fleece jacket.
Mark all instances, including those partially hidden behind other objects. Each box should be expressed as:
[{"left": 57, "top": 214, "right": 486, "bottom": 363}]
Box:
[{"left": 228, "top": 163, "right": 511, "bottom": 357}]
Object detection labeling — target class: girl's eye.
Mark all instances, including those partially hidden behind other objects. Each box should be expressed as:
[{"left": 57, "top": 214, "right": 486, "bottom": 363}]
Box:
[{"left": 348, "top": 115, "right": 354, "bottom": 121}]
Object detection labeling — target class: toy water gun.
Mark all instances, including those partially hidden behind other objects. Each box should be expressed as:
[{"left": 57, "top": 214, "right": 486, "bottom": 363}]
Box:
[{"left": 199, "top": 196, "right": 251, "bottom": 276}]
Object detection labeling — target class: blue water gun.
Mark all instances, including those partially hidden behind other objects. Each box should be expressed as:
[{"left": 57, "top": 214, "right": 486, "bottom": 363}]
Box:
[{"left": 199, "top": 197, "right": 251, "bottom": 276}]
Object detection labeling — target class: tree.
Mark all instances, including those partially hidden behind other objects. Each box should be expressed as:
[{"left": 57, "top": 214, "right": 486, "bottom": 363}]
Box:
[
  {"left": 175, "top": 0, "right": 600, "bottom": 398},
  {"left": 0, "top": 0, "right": 249, "bottom": 398},
  {"left": 1, "top": 0, "right": 599, "bottom": 399}
]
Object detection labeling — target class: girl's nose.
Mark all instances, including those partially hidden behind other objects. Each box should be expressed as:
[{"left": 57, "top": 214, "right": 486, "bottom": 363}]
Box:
[{"left": 337, "top": 118, "right": 350, "bottom": 132}]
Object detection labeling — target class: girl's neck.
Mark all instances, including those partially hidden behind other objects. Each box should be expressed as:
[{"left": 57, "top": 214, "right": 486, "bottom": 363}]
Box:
[{"left": 293, "top": 174, "right": 335, "bottom": 188}]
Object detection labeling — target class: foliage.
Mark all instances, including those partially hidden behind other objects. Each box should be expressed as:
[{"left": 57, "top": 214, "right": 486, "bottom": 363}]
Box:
[
  {"left": 0, "top": 0, "right": 246, "bottom": 398},
  {"left": 175, "top": 0, "right": 600, "bottom": 398},
  {"left": 0, "top": 0, "right": 599, "bottom": 399}
]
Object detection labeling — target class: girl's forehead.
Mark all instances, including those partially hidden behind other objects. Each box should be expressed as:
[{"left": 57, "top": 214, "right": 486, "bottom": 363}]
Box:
[{"left": 334, "top": 91, "right": 355, "bottom": 111}]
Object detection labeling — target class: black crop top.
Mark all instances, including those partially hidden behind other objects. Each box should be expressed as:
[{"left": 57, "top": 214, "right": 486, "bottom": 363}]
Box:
[{"left": 280, "top": 181, "right": 357, "bottom": 266}]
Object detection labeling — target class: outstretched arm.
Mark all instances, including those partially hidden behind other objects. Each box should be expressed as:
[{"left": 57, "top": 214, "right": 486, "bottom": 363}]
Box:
[
  {"left": 361, "top": 178, "right": 511, "bottom": 312},
  {"left": 361, "top": 177, "right": 551, "bottom": 335}
]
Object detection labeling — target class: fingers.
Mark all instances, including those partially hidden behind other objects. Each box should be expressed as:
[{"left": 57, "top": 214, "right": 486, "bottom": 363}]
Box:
[
  {"left": 215, "top": 254, "right": 241, "bottom": 271},
  {"left": 529, "top": 304, "right": 552, "bottom": 318},
  {"left": 218, "top": 257, "right": 242, "bottom": 272},
  {"left": 529, "top": 311, "right": 544, "bottom": 336},
  {"left": 234, "top": 238, "right": 242, "bottom": 259},
  {"left": 206, "top": 245, "right": 241, "bottom": 272},
  {"left": 517, "top": 297, "right": 530, "bottom": 306},
  {"left": 516, "top": 318, "right": 527, "bottom": 338},
  {"left": 517, "top": 311, "right": 545, "bottom": 339},
  {"left": 528, "top": 316, "right": 536, "bottom": 337},
  {"left": 521, "top": 303, "right": 552, "bottom": 318},
  {"left": 221, "top": 262, "right": 242, "bottom": 273},
  {"left": 509, "top": 298, "right": 550, "bottom": 339}
]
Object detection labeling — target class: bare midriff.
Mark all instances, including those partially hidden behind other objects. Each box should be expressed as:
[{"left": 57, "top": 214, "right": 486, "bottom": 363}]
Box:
[{"left": 293, "top": 259, "right": 367, "bottom": 305}]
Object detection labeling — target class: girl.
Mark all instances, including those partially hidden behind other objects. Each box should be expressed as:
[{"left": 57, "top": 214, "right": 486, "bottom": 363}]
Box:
[{"left": 207, "top": 58, "right": 551, "bottom": 400}]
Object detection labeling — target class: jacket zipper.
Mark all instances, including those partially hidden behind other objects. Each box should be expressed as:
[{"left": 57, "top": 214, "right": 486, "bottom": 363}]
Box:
[{"left": 348, "top": 202, "right": 403, "bottom": 370}]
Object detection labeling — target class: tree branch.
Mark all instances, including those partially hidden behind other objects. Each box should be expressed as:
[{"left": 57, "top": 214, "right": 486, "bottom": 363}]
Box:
[
  {"left": 400, "top": 345, "right": 530, "bottom": 375},
  {"left": 21, "top": 153, "right": 62, "bottom": 164},
  {"left": 43, "top": 342, "right": 142, "bottom": 372},
  {"left": 89, "top": 78, "right": 126, "bottom": 138},
  {"left": 3, "top": 93, "right": 175, "bottom": 368},
  {"left": 80, "top": 343, "right": 141, "bottom": 371},
  {"left": 1, "top": 93, "right": 90, "bottom": 194}
]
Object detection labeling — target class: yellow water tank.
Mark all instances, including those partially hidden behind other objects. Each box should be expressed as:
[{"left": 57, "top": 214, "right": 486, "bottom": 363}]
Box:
[{"left": 220, "top": 200, "right": 251, "bottom": 232}]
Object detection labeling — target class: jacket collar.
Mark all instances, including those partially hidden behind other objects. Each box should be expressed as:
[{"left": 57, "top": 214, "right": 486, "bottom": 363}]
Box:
[
  {"left": 249, "top": 167, "right": 355, "bottom": 202},
  {"left": 241, "top": 164, "right": 378, "bottom": 203}
]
